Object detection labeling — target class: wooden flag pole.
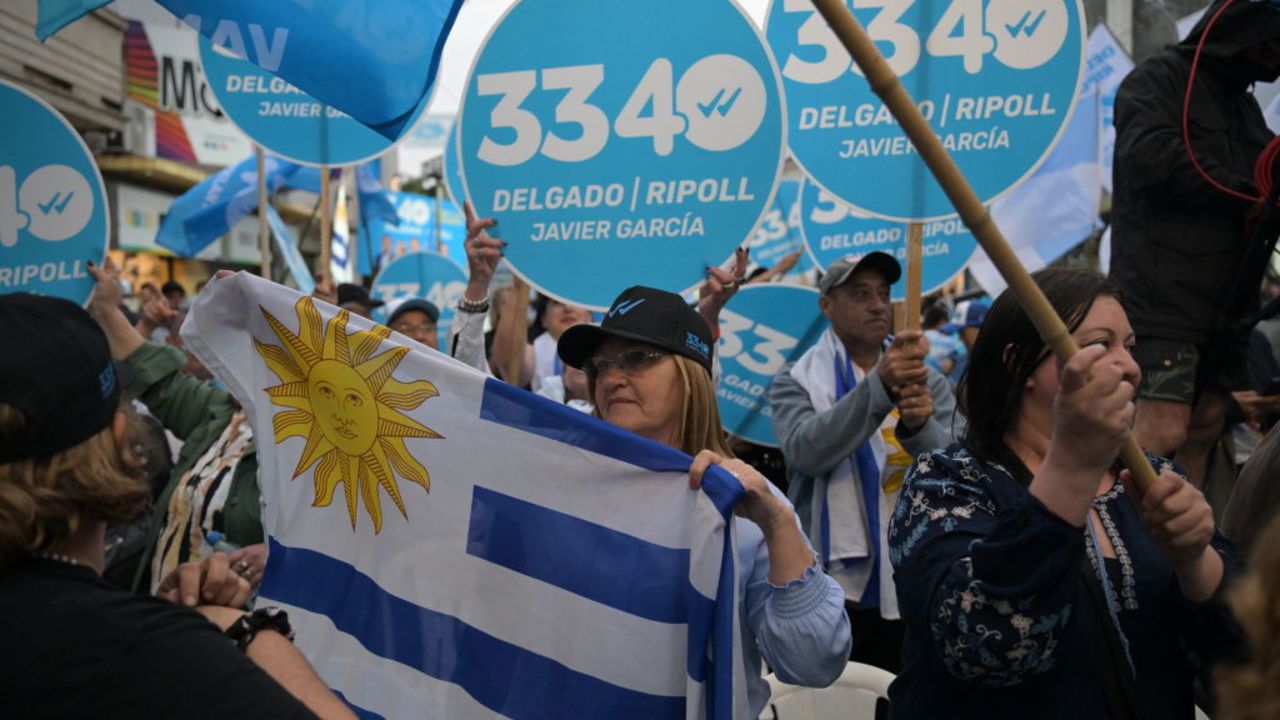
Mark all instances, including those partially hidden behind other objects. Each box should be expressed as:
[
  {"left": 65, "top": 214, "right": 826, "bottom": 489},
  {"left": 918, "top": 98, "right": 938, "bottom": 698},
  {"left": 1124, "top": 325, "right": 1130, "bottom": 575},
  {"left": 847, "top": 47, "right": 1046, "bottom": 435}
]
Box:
[
  {"left": 810, "top": 0, "right": 1156, "bottom": 491},
  {"left": 434, "top": 179, "right": 445, "bottom": 254},
  {"left": 319, "top": 168, "right": 332, "bottom": 275},
  {"left": 256, "top": 146, "right": 271, "bottom": 279},
  {"left": 904, "top": 222, "right": 923, "bottom": 331}
]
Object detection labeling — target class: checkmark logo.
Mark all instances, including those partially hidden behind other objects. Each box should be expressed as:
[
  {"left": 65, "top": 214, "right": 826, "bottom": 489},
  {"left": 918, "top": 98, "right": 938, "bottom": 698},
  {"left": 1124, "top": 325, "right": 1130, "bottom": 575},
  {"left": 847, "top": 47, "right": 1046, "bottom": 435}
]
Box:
[
  {"left": 717, "top": 87, "right": 742, "bottom": 116},
  {"left": 696, "top": 87, "right": 744, "bottom": 118},
  {"left": 1006, "top": 10, "right": 1046, "bottom": 37},
  {"left": 697, "top": 89, "right": 726, "bottom": 118},
  {"left": 608, "top": 298, "right": 645, "bottom": 318},
  {"left": 38, "top": 193, "right": 61, "bottom": 215},
  {"left": 37, "top": 191, "right": 75, "bottom": 215}
]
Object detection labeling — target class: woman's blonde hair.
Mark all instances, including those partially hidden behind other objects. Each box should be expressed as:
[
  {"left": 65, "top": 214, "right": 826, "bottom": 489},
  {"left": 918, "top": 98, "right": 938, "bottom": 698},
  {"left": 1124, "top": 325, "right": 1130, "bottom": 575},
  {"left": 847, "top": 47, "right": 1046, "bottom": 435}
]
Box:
[
  {"left": 0, "top": 402, "right": 150, "bottom": 569},
  {"left": 1217, "top": 514, "right": 1280, "bottom": 720},
  {"left": 669, "top": 355, "right": 734, "bottom": 458},
  {"left": 589, "top": 352, "right": 734, "bottom": 458}
]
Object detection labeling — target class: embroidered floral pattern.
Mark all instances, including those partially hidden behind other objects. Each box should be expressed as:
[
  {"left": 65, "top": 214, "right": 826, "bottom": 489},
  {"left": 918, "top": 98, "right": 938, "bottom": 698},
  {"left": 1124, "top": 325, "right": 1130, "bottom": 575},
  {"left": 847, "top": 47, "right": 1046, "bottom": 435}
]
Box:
[{"left": 890, "top": 447, "right": 1074, "bottom": 687}]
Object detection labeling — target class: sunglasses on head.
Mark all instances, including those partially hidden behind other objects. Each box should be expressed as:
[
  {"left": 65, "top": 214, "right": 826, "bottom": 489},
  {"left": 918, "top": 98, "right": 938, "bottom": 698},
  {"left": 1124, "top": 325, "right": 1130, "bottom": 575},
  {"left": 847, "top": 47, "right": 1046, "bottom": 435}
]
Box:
[{"left": 583, "top": 349, "right": 669, "bottom": 382}]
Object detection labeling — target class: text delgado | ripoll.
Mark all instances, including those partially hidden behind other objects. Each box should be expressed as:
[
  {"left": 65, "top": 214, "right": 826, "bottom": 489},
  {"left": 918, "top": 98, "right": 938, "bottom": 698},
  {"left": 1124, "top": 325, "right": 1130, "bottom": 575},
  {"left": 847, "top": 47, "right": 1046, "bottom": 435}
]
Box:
[{"left": 492, "top": 177, "right": 756, "bottom": 213}]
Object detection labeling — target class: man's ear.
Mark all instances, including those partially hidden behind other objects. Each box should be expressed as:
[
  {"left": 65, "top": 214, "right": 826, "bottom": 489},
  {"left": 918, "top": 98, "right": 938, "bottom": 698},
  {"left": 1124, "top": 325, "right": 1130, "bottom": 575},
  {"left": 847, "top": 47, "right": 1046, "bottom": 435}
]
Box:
[{"left": 818, "top": 293, "right": 832, "bottom": 320}]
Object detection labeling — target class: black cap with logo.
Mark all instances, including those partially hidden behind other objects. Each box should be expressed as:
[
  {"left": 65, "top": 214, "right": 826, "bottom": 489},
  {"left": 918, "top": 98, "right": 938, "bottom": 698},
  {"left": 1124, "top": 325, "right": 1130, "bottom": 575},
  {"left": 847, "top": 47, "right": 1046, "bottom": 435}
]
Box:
[
  {"left": 0, "top": 293, "right": 121, "bottom": 462},
  {"left": 558, "top": 286, "right": 714, "bottom": 376}
]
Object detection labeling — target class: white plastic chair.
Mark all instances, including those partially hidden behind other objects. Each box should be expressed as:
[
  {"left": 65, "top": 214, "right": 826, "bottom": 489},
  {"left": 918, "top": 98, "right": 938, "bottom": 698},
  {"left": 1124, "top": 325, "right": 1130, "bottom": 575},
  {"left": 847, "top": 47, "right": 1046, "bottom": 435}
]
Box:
[{"left": 758, "top": 661, "right": 894, "bottom": 720}]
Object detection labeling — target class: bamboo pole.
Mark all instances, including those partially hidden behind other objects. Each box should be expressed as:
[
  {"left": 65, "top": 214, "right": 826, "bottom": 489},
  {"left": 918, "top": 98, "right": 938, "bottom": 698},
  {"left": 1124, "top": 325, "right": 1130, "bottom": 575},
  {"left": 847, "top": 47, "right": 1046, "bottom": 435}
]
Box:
[
  {"left": 810, "top": 0, "right": 1156, "bottom": 491},
  {"left": 904, "top": 222, "right": 923, "bottom": 331},
  {"left": 256, "top": 146, "right": 271, "bottom": 279},
  {"left": 319, "top": 168, "right": 332, "bottom": 275}
]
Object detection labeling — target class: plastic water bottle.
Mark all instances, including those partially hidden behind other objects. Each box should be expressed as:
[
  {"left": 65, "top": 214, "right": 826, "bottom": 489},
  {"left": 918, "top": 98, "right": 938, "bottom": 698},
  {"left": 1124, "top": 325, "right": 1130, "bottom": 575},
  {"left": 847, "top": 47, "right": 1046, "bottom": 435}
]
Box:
[{"left": 200, "top": 530, "right": 240, "bottom": 558}]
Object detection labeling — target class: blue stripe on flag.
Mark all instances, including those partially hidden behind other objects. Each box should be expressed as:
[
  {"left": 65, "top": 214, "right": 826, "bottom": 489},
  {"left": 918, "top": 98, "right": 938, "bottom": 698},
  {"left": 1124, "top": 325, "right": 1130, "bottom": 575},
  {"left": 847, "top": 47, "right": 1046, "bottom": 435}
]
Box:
[
  {"left": 467, "top": 485, "right": 702, "bottom": 624},
  {"left": 331, "top": 689, "right": 386, "bottom": 720},
  {"left": 466, "top": 485, "right": 716, "bottom": 683},
  {"left": 262, "top": 538, "right": 685, "bottom": 719},
  {"left": 708, "top": 524, "right": 737, "bottom": 720},
  {"left": 478, "top": 378, "right": 744, "bottom": 518}
]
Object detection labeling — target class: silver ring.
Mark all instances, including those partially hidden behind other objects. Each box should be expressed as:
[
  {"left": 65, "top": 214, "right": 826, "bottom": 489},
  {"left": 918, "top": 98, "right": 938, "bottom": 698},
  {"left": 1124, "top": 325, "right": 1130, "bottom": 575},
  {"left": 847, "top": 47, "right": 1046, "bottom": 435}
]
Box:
[{"left": 236, "top": 560, "right": 249, "bottom": 572}]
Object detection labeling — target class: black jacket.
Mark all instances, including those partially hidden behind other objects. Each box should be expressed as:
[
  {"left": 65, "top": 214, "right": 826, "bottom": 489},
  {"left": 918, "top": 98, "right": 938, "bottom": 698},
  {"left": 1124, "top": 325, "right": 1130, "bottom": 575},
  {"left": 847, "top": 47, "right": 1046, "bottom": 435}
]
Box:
[{"left": 1110, "top": 0, "right": 1280, "bottom": 345}]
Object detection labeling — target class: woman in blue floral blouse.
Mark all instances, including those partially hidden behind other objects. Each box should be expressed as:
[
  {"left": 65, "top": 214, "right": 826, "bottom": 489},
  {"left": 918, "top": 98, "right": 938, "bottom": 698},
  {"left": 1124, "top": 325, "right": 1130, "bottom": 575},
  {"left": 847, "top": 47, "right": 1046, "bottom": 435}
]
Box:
[{"left": 887, "top": 268, "right": 1239, "bottom": 719}]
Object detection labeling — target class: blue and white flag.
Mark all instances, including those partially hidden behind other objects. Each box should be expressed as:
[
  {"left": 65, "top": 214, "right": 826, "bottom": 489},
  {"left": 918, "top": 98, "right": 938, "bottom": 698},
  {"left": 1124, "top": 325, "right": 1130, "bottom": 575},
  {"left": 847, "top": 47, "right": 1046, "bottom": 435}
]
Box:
[
  {"left": 972, "top": 87, "right": 1104, "bottom": 296},
  {"left": 38, "top": 0, "right": 462, "bottom": 140},
  {"left": 157, "top": 154, "right": 300, "bottom": 257},
  {"left": 182, "top": 272, "right": 748, "bottom": 719}
]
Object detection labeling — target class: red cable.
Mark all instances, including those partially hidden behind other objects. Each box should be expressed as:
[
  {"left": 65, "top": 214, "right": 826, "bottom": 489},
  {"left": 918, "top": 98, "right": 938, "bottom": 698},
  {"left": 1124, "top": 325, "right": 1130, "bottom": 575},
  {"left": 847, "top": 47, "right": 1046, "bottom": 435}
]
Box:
[{"left": 1181, "top": 0, "right": 1280, "bottom": 202}]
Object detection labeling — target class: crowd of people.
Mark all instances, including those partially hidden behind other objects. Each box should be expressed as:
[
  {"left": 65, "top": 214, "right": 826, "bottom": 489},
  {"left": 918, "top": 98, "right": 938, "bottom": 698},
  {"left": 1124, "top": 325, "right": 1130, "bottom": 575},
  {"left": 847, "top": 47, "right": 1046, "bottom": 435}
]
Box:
[{"left": 6, "top": 0, "right": 1280, "bottom": 717}]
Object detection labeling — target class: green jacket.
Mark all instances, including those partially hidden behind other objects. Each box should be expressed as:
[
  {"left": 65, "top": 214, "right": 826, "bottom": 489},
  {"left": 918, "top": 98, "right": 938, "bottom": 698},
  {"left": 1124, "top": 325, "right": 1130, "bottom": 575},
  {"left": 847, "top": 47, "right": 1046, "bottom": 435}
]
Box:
[{"left": 125, "top": 343, "right": 262, "bottom": 592}]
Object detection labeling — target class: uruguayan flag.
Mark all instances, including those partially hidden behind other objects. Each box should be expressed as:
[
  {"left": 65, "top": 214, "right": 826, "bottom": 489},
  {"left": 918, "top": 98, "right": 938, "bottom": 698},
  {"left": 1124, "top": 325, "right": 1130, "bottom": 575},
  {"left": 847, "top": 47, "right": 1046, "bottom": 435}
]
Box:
[{"left": 182, "top": 273, "right": 748, "bottom": 720}]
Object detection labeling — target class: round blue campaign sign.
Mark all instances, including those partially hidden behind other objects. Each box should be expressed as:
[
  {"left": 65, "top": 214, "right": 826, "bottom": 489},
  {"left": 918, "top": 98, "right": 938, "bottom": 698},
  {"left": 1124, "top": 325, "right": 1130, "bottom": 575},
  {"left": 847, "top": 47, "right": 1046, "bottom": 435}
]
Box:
[
  {"left": 459, "top": 0, "right": 786, "bottom": 310},
  {"left": 745, "top": 177, "right": 813, "bottom": 281},
  {"left": 199, "top": 36, "right": 432, "bottom": 166},
  {"left": 370, "top": 251, "right": 468, "bottom": 351},
  {"left": 0, "top": 80, "right": 108, "bottom": 305},
  {"left": 717, "top": 284, "right": 828, "bottom": 446},
  {"left": 443, "top": 120, "right": 466, "bottom": 208},
  {"left": 766, "top": 0, "right": 1085, "bottom": 221},
  {"left": 798, "top": 178, "right": 977, "bottom": 301}
]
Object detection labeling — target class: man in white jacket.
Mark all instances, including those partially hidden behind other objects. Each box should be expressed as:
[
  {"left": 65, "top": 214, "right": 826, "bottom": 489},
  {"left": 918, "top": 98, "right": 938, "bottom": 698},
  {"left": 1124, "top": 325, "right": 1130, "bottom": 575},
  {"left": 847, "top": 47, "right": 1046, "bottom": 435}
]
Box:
[{"left": 769, "top": 252, "right": 957, "bottom": 672}]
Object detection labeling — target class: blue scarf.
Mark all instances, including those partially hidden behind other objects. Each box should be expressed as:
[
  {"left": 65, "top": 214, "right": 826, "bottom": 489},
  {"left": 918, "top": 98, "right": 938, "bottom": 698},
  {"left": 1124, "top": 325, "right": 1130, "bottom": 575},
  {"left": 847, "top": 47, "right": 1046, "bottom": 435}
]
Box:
[{"left": 822, "top": 352, "right": 884, "bottom": 607}]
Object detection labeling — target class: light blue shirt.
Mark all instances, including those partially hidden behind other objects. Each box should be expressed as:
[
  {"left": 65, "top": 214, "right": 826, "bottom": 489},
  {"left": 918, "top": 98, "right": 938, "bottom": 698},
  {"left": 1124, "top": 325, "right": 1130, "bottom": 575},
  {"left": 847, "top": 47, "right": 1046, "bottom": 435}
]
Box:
[{"left": 738, "top": 488, "right": 851, "bottom": 716}]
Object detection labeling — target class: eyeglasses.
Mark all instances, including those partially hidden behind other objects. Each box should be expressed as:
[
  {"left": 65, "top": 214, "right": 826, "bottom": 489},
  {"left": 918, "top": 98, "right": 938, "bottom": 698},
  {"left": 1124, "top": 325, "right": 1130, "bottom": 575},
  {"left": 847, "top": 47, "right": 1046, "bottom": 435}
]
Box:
[
  {"left": 583, "top": 349, "right": 669, "bottom": 381},
  {"left": 391, "top": 322, "right": 435, "bottom": 335}
]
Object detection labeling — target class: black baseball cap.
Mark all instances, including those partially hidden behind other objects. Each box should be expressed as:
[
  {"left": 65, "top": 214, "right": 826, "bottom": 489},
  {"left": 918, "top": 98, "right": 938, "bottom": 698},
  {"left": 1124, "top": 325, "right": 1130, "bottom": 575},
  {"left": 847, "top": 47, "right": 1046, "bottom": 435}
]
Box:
[
  {"left": 818, "top": 252, "right": 902, "bottom": 294},
  {"left": 387, "top": 298, "right": 440, "bottom": 325},
  {"left": 558, "top": 286, "right": 714, "bottom": 376},
  {"left": 0, "top": 293, "right": 121, "bottom": 462},
  {"left": 337, "top": 283, "right": 384, "bottom": 309}
]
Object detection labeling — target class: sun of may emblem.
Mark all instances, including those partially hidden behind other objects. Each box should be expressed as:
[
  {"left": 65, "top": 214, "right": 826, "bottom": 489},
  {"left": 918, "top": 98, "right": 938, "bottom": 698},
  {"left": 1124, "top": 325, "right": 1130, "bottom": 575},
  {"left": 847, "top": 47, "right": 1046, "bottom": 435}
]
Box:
[{"left": 255, "top": 296, "right": 442, "bottom": 533}]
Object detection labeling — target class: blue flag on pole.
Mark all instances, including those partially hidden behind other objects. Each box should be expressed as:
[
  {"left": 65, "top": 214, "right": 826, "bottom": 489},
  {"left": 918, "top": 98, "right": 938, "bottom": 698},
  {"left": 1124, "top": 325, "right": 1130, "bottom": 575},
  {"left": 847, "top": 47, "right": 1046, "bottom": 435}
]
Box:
[
  {"left": 355, "top": 164, "right": 399, "bottom": 228},
  {"left": 354, "top": 163, "right": 400, "bottom": 276},
  {"left": 38, "top": 0, "right": 463, "bottom": 139},
  {"left": 184, "top": 273, "right": 749, "bottom": 719},
  {"left": 35, "top": 0, "right": 111, "bottom": 39},
  {"left": 157, "top": 154, "right": 300, "bottom": 258}
]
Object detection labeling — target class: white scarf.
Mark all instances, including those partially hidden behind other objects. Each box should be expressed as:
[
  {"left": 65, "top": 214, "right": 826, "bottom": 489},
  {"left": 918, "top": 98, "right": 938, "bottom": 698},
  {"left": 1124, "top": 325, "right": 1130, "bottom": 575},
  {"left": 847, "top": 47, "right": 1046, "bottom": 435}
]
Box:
[{"left": 790, "top": 328, "right": 909, "bottom": 618}]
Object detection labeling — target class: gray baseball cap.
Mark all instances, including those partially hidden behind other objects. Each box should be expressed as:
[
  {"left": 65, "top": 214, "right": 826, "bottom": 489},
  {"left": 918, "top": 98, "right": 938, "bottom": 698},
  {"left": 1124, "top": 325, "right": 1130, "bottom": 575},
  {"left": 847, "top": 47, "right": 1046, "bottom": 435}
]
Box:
[{"left": 818, "top": 252, "right": 902, "bottom": 294}]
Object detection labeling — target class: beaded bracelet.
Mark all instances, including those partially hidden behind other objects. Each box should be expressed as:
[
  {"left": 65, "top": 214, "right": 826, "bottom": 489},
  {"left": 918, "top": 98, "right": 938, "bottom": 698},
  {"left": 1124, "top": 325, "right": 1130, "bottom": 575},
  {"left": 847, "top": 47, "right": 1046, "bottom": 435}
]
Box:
[{"left": 457, "top": 294, "right": 490, "bottom": 314}]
